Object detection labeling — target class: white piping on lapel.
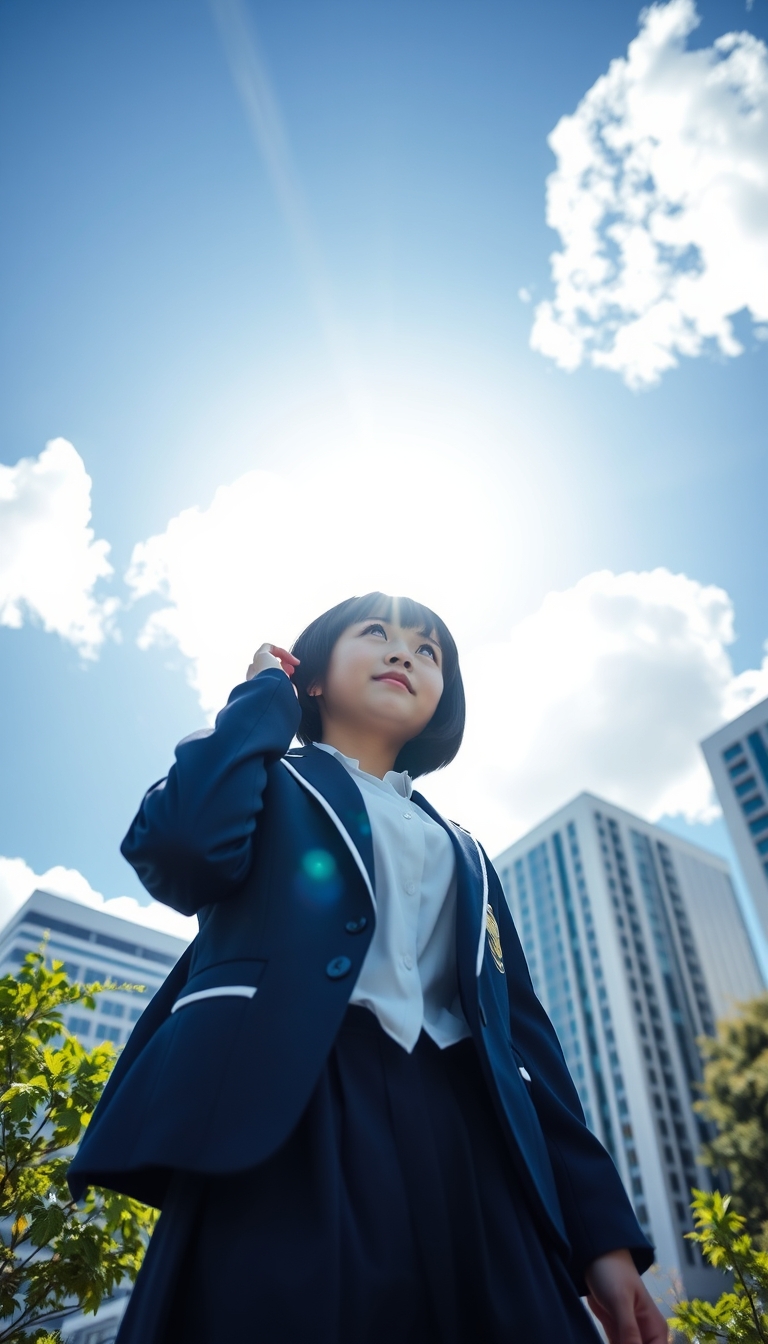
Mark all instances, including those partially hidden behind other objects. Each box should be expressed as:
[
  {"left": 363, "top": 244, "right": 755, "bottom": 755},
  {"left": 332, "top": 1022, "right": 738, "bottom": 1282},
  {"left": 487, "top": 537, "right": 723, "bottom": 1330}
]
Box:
[
  {"left": 280, "top": 758, "right": 376, "bottom": 909},
  {"left": 472, "top": 836, "right": 489, "bottom": 976},
  {"left": 171, "top": 985, "right": 257, "bottom": 1012},
  {"left": 448, "top": 821, "right": 488, "bottom": 977}
]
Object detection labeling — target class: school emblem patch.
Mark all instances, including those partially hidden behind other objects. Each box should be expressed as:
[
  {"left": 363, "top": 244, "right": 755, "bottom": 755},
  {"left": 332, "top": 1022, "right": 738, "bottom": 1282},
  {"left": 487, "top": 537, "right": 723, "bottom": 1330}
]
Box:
[{"left": 486, "top": 904, "right": 505, "bottom": 974}]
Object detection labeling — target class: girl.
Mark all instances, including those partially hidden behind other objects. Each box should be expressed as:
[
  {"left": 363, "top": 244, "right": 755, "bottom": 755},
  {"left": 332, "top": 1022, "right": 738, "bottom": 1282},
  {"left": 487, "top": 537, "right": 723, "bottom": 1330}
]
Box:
[{"left": 69, "top": 593, "right": 668, "bottom": 1344}]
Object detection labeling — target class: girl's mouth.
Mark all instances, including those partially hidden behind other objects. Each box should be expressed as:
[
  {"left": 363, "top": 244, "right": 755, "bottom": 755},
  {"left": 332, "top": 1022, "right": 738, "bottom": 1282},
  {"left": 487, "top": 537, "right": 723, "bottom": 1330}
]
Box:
[{"left": 373, "top": 673, "right": 414, "bottom": 694}]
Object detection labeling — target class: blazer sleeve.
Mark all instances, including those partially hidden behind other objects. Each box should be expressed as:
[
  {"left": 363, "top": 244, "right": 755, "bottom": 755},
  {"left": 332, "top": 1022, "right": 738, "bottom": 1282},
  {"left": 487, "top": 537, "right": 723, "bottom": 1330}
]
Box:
[
  {"left": 486, "top": 853, "right": 654, "bottom": 1291},
  {"left": 121, "top": 668, "right": 301, "bottom": 916}
]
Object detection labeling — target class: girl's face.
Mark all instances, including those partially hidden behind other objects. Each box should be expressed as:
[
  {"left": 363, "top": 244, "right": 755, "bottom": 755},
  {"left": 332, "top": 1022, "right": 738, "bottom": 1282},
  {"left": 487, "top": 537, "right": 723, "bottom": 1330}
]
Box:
[{"left": 312, "top": 610, "right": 445, "bottom": 750}]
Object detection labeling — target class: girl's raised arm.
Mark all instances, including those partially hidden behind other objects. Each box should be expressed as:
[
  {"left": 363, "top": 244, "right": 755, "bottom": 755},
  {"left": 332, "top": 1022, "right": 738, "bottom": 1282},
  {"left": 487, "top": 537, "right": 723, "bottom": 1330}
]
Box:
[{"left": 121, "top": 659, "right": 300, "bottom": 916}]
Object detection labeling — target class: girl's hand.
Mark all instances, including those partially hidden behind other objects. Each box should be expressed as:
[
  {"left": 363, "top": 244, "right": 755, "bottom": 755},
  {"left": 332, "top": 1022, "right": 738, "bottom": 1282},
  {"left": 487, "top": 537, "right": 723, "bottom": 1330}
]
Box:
[
  {"left": 246, "top": 644, "right": 300, "bottom": 682},
  {"left": 585, "top": 1250, "right": 669, "bottom": 1344}
]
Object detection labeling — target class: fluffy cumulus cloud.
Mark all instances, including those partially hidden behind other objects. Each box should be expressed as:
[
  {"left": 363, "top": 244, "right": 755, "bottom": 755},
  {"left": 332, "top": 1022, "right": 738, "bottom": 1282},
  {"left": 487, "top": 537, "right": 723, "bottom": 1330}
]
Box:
[
  {"left": 125, "top": 468, "right": 768, "bottom": 853},
  {"left": 530, "top": 0, "right": 768, "bottom": 388},
  {"left": 426, "top": 568, "right": 768, "bottom": 852},
  {"left": 0, "top": 855, "right": 196, "bottom": 942},
  {"left": 0, "top": 439, "right": 116, "bottom": 656},
  {"left": 125, "top": 450, "right": 509, "bottom": 718}
]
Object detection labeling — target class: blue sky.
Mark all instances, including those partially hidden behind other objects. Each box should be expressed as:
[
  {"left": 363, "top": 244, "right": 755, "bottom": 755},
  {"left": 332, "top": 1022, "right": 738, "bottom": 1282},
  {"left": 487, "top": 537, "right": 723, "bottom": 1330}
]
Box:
[{"left": 1, "top": 0, "right": 766, "bottom": 958}]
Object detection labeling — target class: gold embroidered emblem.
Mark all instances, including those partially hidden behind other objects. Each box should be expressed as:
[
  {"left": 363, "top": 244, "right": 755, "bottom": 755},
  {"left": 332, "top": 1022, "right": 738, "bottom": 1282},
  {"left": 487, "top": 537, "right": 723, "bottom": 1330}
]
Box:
[{"left": 486, "top": 904, "right": 505, "bottom": 974}]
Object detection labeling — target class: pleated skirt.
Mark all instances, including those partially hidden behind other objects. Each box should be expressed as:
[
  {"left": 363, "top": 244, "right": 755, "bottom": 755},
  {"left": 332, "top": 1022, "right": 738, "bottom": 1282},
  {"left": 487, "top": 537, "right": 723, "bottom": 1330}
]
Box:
[{"left": 117, "top": 1007, "right": 600, "bottom": 1344}]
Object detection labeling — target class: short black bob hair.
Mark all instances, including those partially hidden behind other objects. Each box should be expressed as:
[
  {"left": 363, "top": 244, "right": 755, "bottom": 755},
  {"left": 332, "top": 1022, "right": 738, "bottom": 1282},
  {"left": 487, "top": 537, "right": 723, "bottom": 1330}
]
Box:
[{"left": 290, "top": 593, "right": 465, "bottom": 779}]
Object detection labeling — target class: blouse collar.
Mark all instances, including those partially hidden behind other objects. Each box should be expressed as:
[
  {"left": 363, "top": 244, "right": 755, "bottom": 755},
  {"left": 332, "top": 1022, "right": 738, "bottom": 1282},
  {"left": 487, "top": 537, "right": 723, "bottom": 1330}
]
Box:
[{"left": 313, "top": 741, "right": 413, "bottom": 800}]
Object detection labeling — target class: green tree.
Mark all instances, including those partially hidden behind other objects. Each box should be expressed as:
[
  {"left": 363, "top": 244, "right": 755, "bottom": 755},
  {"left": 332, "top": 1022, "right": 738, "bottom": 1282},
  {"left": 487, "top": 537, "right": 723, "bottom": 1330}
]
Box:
[
  {"left": 696, "top": 994, "right": 768, "bottom": 1251},
  {"left": 0, "top": 947, "right": 157, "bottom": 1344},
  {"left": 670, "top": 1190, "right": 768, "bottom": 1343}
]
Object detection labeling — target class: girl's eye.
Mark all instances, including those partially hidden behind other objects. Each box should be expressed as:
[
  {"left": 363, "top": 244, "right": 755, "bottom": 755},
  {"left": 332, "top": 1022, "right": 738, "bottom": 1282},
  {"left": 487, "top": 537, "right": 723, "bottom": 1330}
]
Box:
[
  {"left": 363, "top": 623, "right": 387, "bottom": 638},
  {"left": 418, "top": 643, "right": 437, "bottom": 661}
]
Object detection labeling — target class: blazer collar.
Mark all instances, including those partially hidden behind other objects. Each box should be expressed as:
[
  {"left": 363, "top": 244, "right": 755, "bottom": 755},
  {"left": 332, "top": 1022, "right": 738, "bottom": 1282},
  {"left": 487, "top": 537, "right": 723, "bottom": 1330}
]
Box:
[{"left": 282, "top": 744, "right": 376, "bottom": 901}]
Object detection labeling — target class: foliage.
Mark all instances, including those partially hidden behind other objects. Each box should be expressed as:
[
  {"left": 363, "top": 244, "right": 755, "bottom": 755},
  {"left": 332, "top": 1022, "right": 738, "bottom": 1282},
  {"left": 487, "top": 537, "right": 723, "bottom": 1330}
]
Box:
[
  {"left": 0, "top": 947, "right": 157, "bottom": 1343},
  {"left": 670, "top": 1190, "right": 768, "bottom": 1343},
  {"left": 695, "top": 995, "right": 768, "bottom": 1251}
]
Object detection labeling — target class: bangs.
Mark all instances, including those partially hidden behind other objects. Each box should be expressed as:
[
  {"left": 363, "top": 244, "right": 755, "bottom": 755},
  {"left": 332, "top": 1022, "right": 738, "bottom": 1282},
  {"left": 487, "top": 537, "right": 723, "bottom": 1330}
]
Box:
[{"left": 336, "top": 596, "right": 457, "bottom": 677}]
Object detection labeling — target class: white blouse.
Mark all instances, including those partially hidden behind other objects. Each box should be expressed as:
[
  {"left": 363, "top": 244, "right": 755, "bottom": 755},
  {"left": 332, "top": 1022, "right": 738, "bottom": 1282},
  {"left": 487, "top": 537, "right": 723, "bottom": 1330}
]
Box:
[{"left": 314, "top": 743, "right": 470, "bottom": 1052}]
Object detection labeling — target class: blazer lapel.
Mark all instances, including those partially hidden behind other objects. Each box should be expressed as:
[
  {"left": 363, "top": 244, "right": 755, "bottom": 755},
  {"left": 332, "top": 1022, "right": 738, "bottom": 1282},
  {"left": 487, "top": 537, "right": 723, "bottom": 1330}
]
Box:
[
  {"left": 281, "top": 746, "right": 377, "bottom": 906},
  {"left": 410, "top": 791, "right": 487, "bottom": 1002}
]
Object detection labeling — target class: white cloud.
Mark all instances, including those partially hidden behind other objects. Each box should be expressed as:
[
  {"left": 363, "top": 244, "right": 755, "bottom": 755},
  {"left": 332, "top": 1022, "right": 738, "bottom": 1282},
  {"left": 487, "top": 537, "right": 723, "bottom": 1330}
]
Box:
[
  {"left": 0, "top": 439, "right": 116, "bottom": 656},
  {"left": 530, "top": 0, "right": 768, "bottom": 388},
  {"left": 125, "top": 449, "right": 510, "bottom": 719},
  {"left": 427, "top": 568, "right": 768, "bottom": 852},
  {"left": 0, "top": 855, "right": 196, "bottom": 943},
  {"left": 125, "top": 465, "right": 768, "bottom": 855}
]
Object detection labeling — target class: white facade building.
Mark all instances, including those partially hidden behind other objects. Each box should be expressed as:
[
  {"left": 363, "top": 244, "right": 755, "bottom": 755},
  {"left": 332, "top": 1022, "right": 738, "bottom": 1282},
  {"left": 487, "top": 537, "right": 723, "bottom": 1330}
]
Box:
[
  {"left": 702, "top": 696, "right": 768, "bottom": 951},
  {"left": 493, "top": 793, "right": 764, "bottom": 1304},
  {"left": 0, "top": 888, "right": 189, "bottom": 1047}
]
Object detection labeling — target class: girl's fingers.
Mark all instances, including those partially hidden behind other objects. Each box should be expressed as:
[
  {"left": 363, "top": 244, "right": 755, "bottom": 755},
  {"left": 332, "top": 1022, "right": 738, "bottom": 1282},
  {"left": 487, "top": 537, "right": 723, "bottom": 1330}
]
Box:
[
  {"left": 245, "top": 643, "right": 299, "bottom": 681},
  {"left": 268, "top": 645, "right": 300, "bottom": 665}
]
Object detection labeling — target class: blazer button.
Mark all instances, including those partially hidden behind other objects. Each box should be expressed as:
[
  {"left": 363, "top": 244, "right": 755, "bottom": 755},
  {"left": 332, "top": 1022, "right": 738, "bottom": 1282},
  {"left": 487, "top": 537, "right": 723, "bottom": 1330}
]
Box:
[
  {"left": 326, "top": 956, "right": 352, "bottom": 980},
  {"left": 345, "top": 917, "right": 368, "bottom": 934}
]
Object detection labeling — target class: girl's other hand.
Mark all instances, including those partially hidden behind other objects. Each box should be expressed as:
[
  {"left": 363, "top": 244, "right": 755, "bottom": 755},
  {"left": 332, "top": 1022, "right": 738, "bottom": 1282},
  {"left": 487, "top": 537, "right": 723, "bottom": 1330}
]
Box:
[
  {"left": 585, "top": 1250, "right": 669, "bottom": 1343},
  {"left": 246, "top": 644, "right": 300, "bottom": 682}
]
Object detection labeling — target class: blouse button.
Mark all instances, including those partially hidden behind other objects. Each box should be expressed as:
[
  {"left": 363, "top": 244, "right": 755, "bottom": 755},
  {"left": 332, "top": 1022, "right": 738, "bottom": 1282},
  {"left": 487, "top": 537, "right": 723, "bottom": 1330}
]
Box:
[
  {"left": 403, "top": 811, "right": 413, "bottom": 820},
  {"left": 402, "top": 953, "right": 414, "bottom": 970}
]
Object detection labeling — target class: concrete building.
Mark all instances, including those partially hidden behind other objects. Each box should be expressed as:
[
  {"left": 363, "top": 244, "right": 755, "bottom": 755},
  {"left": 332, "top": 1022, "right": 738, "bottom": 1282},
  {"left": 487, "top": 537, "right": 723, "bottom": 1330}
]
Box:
[
  {"left": 493, "top": 792, "right": 764, "bottom": 1303},
  {"left": 702, "top": 696, "right": 768, "bottom": 950},
  {"left": 0, "top": 888, "right": 189, "bottom": 1048}
]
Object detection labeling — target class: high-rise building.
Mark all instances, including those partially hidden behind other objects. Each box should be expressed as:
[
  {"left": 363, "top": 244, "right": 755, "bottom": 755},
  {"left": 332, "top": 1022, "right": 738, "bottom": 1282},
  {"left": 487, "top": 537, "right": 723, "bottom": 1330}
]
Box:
[
  {"left": 701, "top": 696, "right": 768, "bottom": 950},
  {"left": 0, "top": 888, "right": 189, "bottom": 1048},
  {"left": 493, "top": 792, "right": 764, "bottom": 1303}
]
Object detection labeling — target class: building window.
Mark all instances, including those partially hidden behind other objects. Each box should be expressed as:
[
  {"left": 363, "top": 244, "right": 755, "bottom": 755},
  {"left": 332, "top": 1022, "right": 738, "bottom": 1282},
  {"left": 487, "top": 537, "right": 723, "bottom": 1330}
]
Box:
[
  {"left": 728, "top": 760, "right": 749, "bottom": 778},
  {"left": 68, "top": 1016, "right": 91, "bottom": 1036},
  {"left": 100, "top": 1000, "right": 125, "bottom": 1019},
  {"left": 722, "top": 743, "right": 743, "bottom": 763},
  {"left": 95, "top": 1024, "right": 121, "bottom": 1044},
  {"left": 743, "top": 795, "right": 766, "bottom": 816},
  {"left": 747, "top": 731, "right": 768, "bottom": 789}
]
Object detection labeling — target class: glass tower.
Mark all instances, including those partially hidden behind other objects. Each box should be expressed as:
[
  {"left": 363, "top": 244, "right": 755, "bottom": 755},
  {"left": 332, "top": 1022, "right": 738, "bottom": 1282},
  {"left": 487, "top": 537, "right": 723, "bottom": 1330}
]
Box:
[{"left": 702, "top": 696, "right": 768, "bottom": 969}]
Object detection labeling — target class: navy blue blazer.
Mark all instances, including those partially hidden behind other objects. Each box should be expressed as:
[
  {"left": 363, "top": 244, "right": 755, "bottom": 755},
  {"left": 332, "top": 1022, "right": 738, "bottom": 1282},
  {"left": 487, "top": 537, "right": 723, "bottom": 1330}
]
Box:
[{"left": 68, "top": 668, "right": 652, "bottom": 1289}]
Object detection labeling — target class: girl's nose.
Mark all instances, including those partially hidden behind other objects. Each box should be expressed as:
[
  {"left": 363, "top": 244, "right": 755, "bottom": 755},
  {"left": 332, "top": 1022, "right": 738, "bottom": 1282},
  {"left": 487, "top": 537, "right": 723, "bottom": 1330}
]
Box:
[{"left": 388, "top": 652, "right": 413, "bottom": 669}]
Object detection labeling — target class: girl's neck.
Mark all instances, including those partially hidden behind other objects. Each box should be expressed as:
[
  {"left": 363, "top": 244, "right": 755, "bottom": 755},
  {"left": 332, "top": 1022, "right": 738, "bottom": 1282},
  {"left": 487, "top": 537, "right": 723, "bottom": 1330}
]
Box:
[{"left": 318, "top": 727, "right": 400, "bottom": 780}]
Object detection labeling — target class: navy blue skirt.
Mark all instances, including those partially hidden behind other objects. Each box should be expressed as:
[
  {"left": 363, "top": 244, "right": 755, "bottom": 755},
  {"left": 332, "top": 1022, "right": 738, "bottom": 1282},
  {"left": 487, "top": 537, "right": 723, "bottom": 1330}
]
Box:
[{"left": 117, "top": 1007, "right": 600, "bottom": 1344}]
